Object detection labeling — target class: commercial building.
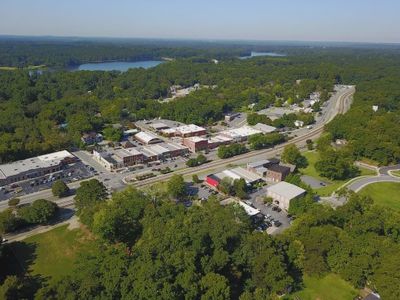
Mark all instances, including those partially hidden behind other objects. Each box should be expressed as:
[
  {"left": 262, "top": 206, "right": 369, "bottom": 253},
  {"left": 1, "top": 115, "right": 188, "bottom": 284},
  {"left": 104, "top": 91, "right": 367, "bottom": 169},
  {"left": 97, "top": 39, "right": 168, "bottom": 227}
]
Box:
[
  {"left": 253, "top": 123, "right": 277, "bottom": 134},
  {"left": 134, "top": 131, "right": 163, "bottom": 145},
  {"left": 219, "top": 126, "right": 261, "bottom": 142},
  {"left": 94, "top": 142, "right": 188, "bottom": 171},
  {"left": 266, "top": 182, "right": 306, "bottom": 211},
  {"left": 207, "top": 135, "right": 233, "bottom": 149},
  {"left": 266, "top": 164, "right": 291, "bottom": 182},
  {"left": 0, "top": 150, "right": 77, "bottom": 186},
  {"left": 161, "top": 124, "right": 207, "bottom": 138},
  {"left": 205, "top": 166, "right": 263, "bottom": 188},
  {"left": 182, "top": 136, "right": 208, "bottom": 153},
  {"left": 123, "top": 129, "right": 139, "bottom": 137},
  {"left": 150, "top": 122, "right": 170, "bottom": 131}
]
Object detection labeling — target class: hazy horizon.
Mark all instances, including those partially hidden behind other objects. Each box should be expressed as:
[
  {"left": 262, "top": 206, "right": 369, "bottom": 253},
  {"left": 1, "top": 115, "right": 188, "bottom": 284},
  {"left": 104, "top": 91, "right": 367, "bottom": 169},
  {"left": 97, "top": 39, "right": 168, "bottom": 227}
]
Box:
[{"left": 1, "top": 0, "right": 399, "bottom": 44}]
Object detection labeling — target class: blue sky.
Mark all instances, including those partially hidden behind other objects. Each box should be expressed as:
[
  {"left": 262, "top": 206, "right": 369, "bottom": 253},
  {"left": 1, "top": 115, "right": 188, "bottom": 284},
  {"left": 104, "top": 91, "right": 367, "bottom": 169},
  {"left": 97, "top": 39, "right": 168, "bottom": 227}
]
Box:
[{"left": 0, "top": 0, "right": 399, "bottom": 43}]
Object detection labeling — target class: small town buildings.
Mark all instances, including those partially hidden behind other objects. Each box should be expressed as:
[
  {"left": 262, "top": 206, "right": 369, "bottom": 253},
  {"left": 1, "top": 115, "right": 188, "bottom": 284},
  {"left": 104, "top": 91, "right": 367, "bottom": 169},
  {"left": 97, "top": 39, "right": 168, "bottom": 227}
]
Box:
[
  {"left": 81, "top": 132, "right": 103, "bottom": 145},
  {"left": 205, "top": 174, "right": 220, "bottom": 188},
  {"left": 266, "top": 182, "right": 306, "bottom": 211},
  {"left": 205, "top": 167, "right": 263, "bottom": 188},
  {"left": 220, "top": 126, "right": 262, "bottom": 142},
  {"left": 247, "top": 159, "right": 280, "bottom": 173},
  {"left": 93, "top": 142, "right": 188, "bottom": 171},
  {"left": 161, "top": 124, "right": 206, "bottom": 138},
  {"left": 294, "top": 120, "right": 304, "bottom": 128},
  {"left": 150, "top": 122, "right": 170, "bottom": 131},
  {"left": 266, "top": 164, "right": 291, "bottom": 182},
  {"left": 123, "top": 129, "right": 139, "bottom": 137},
  {"left": 253, "top": 123, "right": 277, "bottom": 134},
  {"left": 134, "top": 131, "right": 163, "bottom": 145},
  {"left": 0, "top": 150, "right": 77, "bottom": 186},
  {"left": 182, "top": 136, "right": 208, "bottom": 153},
  {"left": 224, "top": 113, "right": 238, "bottom": 122},
  {"left": 207, "top": 135, "right": 233, "bottom": 149}
]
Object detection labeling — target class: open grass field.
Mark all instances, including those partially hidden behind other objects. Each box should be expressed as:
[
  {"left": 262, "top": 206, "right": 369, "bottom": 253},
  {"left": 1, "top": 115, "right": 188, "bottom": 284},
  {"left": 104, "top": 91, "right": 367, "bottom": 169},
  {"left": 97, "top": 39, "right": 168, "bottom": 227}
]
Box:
[
  {"left": 300, "top": 151, "right": 376, "bottom": 196},
  {"left": 359, "top": 182, "right": 400, "bottom": 212},
  {"left": 288, "top": 274, "right": 358, "bottom": 300},
  {"left": 4, "top": 224, "right": 93, "bottom": 283}
]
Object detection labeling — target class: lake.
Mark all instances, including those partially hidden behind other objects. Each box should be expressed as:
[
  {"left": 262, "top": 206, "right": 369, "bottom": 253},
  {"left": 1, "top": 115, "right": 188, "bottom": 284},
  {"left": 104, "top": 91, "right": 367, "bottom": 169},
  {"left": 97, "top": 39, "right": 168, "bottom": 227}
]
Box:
[
  {"left": 75, "top": 60, "right": 163, "bottom": 72},
  {"left": 240, "top": 51, "right": 286, "bottom": 59}
]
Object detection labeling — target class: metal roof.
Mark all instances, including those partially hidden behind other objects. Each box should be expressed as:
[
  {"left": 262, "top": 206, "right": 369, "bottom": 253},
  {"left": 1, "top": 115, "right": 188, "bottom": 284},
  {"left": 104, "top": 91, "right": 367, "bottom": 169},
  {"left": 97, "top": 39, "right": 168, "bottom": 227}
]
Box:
[{"left": 267, "top": 182, "right": 306, "bottom": 200}]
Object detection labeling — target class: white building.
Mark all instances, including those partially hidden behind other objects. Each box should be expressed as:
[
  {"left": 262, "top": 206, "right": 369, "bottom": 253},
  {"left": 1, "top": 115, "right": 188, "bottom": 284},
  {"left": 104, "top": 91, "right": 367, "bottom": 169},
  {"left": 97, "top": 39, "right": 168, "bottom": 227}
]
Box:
[
  {"left": 253, "top": 123, "right": 277, "bottom": 134},
  {"left": 134, "top": 131, "right": 163, "bottom": 144},
  {"left": 266, "top": 182, "right": 306, "bottom": 211},
  {"left": 294, "top": 120, "right": 304, "bottom": 128},
  {"left": 220, "top": 126, "right": 261, "bottom": 142},
  {"left": 0, "top": 150, "right": 77, "bottom": 186}
]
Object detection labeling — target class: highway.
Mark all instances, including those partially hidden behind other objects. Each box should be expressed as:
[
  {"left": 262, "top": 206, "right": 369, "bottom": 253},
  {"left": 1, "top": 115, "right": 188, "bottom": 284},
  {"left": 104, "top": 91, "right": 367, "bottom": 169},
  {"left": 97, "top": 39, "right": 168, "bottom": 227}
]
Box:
[{"left": 0, "top": 86, "right": 355, "bottom": 212}]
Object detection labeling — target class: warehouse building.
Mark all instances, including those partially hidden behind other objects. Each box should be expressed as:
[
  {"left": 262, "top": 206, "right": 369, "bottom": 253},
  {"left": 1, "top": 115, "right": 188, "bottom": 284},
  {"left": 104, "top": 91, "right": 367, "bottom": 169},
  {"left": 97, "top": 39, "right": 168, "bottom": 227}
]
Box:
[
  {"left": 220, "top": 126, "right": 261, "bottom": 142},
  {"left": 0, "top": 150, "right": 77, "bottom": 186},
  {"left": 134, "top": 131, "right": 163, "bottom": 145},
  {"left": 266, "top": 182, "right": 306, "bottom": 211}
]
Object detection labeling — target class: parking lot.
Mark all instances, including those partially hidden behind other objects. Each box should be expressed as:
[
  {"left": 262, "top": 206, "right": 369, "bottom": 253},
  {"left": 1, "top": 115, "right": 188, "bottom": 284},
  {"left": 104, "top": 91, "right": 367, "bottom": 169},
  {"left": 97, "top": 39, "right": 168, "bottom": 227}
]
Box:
[
  {"left": 0, "top": 162, "right": 94, "bottom": 202},
  {"left": 247, "top": 185, "right": 292, "bottom": 234}
]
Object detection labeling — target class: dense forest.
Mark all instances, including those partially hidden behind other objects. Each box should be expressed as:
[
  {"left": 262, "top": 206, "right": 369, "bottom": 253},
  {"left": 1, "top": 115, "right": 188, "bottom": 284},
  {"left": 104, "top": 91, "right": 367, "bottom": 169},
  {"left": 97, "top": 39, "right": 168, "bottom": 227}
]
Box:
[
  {"left": 1, "top": 183, "right": 399, "bottom": 299},
  {"left": 0, "top": 40, "right": 400, "bottom": 166}
]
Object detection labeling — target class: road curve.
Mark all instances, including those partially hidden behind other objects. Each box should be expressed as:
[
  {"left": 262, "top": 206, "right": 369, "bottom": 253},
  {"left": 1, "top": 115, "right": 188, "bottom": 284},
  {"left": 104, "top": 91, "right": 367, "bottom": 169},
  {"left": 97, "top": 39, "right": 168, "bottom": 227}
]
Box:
[{"left": 133, "top": 87, "right": 355, "bottom": 188}]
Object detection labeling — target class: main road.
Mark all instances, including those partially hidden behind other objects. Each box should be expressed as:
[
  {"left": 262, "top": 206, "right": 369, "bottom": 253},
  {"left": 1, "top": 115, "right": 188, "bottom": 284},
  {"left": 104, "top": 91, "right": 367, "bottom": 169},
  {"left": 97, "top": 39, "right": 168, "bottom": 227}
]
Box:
[
  {"left": 0, "top": 86, "right": 355, "bottom": 212},
  {"left": 133, "top": 86, "right": 355, "bottom": 188}
]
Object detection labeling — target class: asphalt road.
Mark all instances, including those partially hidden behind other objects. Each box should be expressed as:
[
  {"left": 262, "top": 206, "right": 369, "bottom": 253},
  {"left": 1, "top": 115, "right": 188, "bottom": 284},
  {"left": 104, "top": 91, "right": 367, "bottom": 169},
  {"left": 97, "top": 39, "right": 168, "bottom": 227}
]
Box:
[
  {"left": 347, "top": 174, "right": 400, "bottom": 192},
  {"left": 0, "top": 86, "right": 354, "bottom": 213},
  {"left": 133, "top": 86, "right": 355, "bottom": 188}
]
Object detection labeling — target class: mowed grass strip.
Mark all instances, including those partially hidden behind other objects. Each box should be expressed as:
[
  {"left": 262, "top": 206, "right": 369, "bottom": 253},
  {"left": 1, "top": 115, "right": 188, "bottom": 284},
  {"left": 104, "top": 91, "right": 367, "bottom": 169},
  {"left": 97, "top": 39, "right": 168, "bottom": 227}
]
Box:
[
  {"left": 289, "top": 274, "right": 358, "bottom": 300},
  {"left": 8, "top": 224, "right": 93, "bottom": 282},
  {"left": 359, "top": 182, "right": 400, "bottom": 212},
  {"left": 300, "top": 151, "right": 376, "bottom": 196}
]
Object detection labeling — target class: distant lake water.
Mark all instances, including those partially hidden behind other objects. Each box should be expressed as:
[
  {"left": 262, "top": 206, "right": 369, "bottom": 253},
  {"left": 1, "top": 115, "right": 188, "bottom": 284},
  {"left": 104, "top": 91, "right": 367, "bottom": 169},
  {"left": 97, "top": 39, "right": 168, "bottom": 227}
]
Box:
[
  {"left": 75, "top": 60, "right": 163, "bottom": 72},
  {"left": 240, "top": 51, "right": 286, "bottom": 59}
]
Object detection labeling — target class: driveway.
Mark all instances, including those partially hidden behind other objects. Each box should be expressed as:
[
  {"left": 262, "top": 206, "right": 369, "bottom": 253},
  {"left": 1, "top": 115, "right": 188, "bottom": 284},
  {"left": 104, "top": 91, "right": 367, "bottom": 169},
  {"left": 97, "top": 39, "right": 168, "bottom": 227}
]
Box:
[
  {"left": 347, "top": 175, "right": 400, "bottom": 192},
  {"left": 378, "top": 164, "right": 400, "bottom": 175}
]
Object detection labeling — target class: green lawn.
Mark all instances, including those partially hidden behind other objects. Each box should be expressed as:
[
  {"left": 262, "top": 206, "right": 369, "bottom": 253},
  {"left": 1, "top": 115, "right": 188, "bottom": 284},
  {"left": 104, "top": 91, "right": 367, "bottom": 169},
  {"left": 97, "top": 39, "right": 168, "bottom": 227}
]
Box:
[
  {"left": 391, "top": 170, "right": 400, "bottom": 177},
  {"left": 359, "top": 182, "right": 400, "bottom": 212},
  {"left": 300, "top": 151, "right": 376, "bottom": 196},
  {"left": 289, "top": 274, "right": 358, "bottom": 300},
  {"left": 6, "top": 224, "right": 92, "bottom": 282}
]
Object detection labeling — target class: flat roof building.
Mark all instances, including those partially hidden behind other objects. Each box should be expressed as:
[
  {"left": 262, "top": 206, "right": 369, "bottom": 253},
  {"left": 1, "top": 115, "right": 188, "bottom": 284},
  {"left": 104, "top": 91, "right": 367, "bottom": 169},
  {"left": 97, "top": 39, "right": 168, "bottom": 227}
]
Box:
[
  {"left": 266, "top": 182, "right": 306, "bottom": 211},
  {"left": 253, "top": 123, "right": 277, "bottom": 134},
  {"left": 0, "top": 150, "right": 77, "bottom": 186},
  {"left": 150, "top": 122, "right": 170, "bottom": 131},
  {"left": 183, "top": 136, "right": 208, "bottom": 153},
  {"left": 220, "top": 126, "right": 261, "bottom": 142}
]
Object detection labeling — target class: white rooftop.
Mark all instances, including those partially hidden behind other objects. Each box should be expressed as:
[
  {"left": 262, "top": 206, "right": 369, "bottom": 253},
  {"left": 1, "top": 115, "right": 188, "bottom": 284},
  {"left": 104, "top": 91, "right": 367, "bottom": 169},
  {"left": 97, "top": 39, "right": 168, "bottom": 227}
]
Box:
[
  {"left": 267, "top": 182, "right": 306, "bottom": 200},
  {"left": 253, "top": 123, "right": 277, "bottom": 133},
  {"left": 176, "top": 124, "right": 206, "bottom": 135},
  {"left": 221, "top": 126, "right": 261, "bottom": 139},
  {"left": 230, "top": 167, "right": 263, "bottom": 184},
  {"left": 0, "top": 150, "right": 74, "bottom": 179},
  {"left": 135, "top": 131, "right": 162, "bottom": 144},
  {"left": 185, "top": 136, "right": 208, "bottom": 143},
  {"left": 238, "top": 201, "right": 260, "bottom": 216}
]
